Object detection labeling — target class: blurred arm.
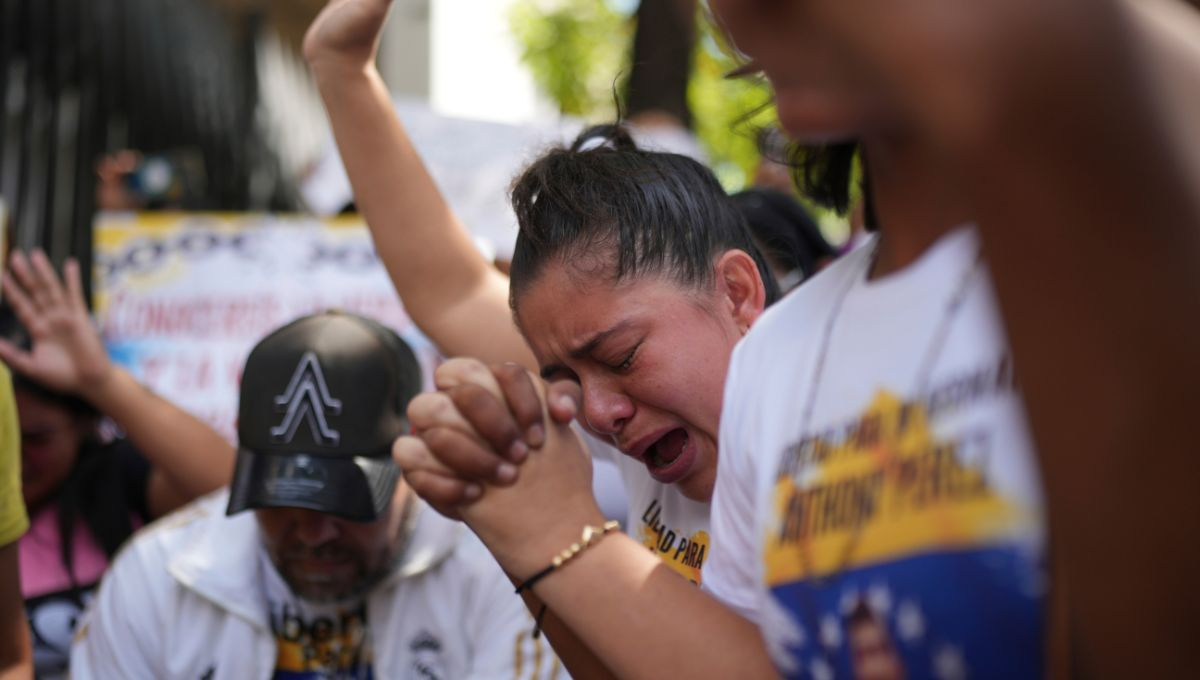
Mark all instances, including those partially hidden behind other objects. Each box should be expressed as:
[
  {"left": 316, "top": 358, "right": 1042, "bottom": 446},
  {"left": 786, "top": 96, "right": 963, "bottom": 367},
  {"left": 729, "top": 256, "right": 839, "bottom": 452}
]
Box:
[
  {"left": 898, "top": 0, "right": 1200, "bottom": 675},
  {"left": 80, "top": 369, "right": 234, "bottom": 518},
  {"left": 0, "top": 253, "right": 233, "bottom": 518},
  {"left": 0, "top": 544, "right": 32, "bottom": 680}
]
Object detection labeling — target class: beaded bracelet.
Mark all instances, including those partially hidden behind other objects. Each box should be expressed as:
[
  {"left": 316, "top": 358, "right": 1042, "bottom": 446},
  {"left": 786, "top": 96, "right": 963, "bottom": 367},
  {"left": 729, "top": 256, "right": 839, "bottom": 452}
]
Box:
[{"left": 515, "top": 520, "right": 621, "bottom": 638}]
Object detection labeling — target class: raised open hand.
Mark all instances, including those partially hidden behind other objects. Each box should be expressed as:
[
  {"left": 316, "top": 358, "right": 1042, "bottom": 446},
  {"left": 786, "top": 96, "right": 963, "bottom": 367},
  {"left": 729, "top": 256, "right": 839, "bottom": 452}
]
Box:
[
  {"left": 0, "top": 251, "right": 113, "bottom": 399},
  {"left": 303, "top": 0, "right": 393, "bottom": 70}
]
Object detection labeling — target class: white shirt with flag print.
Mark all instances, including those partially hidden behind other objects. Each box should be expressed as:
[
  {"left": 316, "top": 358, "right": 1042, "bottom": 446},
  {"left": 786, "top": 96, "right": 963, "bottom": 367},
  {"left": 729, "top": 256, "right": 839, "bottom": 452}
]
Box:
[{"left": 705, "top": 227, "right": 1047, "bottom": 680}]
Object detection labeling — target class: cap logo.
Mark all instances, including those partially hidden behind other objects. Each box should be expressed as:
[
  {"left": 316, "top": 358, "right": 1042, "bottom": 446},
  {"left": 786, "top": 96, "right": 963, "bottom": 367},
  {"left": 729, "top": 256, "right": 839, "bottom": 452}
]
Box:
[{"left": 271, "top": 351, "right": 343, "bottom": 446}]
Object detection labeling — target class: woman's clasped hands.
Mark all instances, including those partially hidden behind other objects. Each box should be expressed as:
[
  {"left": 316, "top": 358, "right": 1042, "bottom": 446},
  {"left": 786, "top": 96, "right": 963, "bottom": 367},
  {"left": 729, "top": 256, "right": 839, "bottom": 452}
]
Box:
[{"left": 395, "top": 359, "right": 607, "bottom": 577}]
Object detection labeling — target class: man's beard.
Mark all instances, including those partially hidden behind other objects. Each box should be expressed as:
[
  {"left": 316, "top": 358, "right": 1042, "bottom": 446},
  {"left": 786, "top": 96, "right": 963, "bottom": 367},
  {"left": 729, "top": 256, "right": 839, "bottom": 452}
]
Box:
[
  {"left": 270, "top": 494, "right": 418, "bottom": 604},
  {"left": 278, "top": 542, "right": 403, "bottom": 604}
]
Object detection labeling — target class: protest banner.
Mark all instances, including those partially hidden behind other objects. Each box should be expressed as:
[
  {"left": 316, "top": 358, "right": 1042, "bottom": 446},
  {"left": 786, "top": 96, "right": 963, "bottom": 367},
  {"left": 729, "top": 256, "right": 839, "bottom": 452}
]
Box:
[{"left": 94, "top": 212, "right": 438, "bottom": 441}]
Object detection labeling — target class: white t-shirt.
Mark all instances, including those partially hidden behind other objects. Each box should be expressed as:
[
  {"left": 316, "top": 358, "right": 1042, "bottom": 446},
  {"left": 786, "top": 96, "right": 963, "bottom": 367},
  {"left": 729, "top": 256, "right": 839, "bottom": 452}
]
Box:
[
  {"left": 582, "top": 430, "right": 713, "bottom": 585},
  {"left": 705, "top": 227, "right": 1047, "bottom": 679}
]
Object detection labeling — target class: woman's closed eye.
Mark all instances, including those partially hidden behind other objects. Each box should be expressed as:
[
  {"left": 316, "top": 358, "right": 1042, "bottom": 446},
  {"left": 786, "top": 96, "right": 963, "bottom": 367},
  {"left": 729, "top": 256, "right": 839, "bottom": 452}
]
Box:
[{"left": 606, "top": 343, "right": 641, "bottom": 373}]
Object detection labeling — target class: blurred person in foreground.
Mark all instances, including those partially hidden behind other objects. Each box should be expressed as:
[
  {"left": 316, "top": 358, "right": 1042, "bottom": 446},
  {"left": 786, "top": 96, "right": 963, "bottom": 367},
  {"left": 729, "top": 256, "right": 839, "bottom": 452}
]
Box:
[
  {"left": 70, "top": 311, "right": 560, "bottom": 680},
  {"left": 398, "top": 0, "right": 1200, "bottom": 679},
  {"left": 0, "top": 252, "right": 233, "bottom": 678}
]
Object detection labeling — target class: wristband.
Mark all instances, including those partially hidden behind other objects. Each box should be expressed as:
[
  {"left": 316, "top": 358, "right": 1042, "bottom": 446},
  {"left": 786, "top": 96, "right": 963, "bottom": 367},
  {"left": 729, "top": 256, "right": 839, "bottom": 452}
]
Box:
[{"left": 515, "top": 520, "right": 620, "bottom": 638}]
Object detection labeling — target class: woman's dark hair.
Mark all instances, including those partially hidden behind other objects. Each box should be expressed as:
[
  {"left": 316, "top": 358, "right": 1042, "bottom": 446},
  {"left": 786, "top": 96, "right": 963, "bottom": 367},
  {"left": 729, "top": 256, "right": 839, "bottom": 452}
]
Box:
[
  {"left": 731, "top": 188, "right": 836, "bottom": 284},
  {"left": 0, "top": 307, "right": 143, "bottom": 590},
  {"left": 508, "top": 123, "right": 781, "bottom": 312},
  {"left": 755, "top": 126, "right": 861, "bottom": 217},
  {"left": 788, "top": 141, "right": 860, "bottom": 216}
]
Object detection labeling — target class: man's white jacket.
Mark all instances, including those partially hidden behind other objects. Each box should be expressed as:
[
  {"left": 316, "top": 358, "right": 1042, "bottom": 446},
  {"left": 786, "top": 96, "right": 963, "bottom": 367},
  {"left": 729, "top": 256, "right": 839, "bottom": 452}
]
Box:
[{"left": 70, "top": 490, "right": 564, "bottom": 680}]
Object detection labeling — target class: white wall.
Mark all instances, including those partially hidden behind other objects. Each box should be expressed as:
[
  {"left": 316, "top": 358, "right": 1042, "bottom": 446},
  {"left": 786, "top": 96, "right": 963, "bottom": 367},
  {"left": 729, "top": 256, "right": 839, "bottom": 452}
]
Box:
[
  {"left": 378, "top": 0, "right": 432, "bottom": 98},
  {"left": 429, "top": 0, "right": 555, "bottom": 124}
]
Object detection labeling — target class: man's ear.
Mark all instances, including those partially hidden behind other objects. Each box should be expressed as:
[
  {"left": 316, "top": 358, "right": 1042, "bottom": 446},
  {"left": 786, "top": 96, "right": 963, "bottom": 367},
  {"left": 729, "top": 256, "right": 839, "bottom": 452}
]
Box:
[{"left": 714, "top": 249, "right": 767, "bottom": 333}]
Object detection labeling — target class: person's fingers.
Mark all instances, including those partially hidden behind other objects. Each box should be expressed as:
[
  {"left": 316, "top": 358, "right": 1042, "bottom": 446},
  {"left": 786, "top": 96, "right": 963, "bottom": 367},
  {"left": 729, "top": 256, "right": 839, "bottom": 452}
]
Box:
[
  {"left": 546, "top": 380, "right": 582, "bottom": 424},
  {"left": 393, "top": 435, "right": 479, "bottom": 519},
  {"left": 402, "top": 470, "right": 469, "bottom": 521},
  {"left": 63, "top": 258, "right": 87, "bottom": 314},
  {"left": 492, "top": 362, "right": 546, "bottom": 449},
  {"left": 435, "top": 357, "right": 503, "bottom": 396},
  {"left": 407, "top": 391, "right": 475, "bottom": 433},
  {"left": 422, "top": 424, "right": 519, "bottom": 485},
  {"left": 445, "top": 383, "right": 526, "bottom": 462},
  {"left": 7, "top": 252, "right": 42, "bottom": 310},
  {"left": 392, "top": 432, "right": 457, "bottom": 477},
  {"left": 438, "top": 359, "right": 544, "bottom": 458},
  {"left": 28, "top": 250, "right": 66, "bottom": 308},
  {"left": 2, "top": 273, "right": 41, "bottom": 333}
]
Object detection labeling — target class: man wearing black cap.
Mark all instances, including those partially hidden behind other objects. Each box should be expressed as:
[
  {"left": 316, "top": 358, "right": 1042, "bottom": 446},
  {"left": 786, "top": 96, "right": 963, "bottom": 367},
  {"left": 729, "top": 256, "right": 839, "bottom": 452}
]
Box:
[{"left": 71, "top": 311, "right": 562, "bottom": 680}]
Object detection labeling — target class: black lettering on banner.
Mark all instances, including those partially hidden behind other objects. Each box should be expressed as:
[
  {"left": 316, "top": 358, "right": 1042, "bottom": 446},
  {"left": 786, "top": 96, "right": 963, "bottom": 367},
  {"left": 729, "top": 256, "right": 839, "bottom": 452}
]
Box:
[
  {"left": 309, "top": 242, "right": 380, "bottom": 270},
  {"left": 98, "top": 223, "right": 385, "bottom": 286}
]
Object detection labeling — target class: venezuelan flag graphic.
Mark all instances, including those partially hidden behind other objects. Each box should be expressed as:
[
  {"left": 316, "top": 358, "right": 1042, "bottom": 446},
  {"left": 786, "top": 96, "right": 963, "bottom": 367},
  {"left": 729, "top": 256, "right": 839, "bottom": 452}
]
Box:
[{"left": 763, "top": 391, "right": 1044, "bottom": 679}]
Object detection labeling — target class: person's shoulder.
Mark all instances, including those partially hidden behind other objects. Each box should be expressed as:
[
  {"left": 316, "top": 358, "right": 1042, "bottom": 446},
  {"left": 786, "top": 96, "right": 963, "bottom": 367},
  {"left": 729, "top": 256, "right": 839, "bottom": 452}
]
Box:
[
  {"left": 111, "top": 490, "right": 230, "bottom": 572},
  {"left": 739, "top": 237, "right": 876, "bottom": 357},
  {"left": 392, "top": 507, "right": 512, "bottom": 610},
  {"left": 395, "top": 501, "right": 480, "bottom": 578}
]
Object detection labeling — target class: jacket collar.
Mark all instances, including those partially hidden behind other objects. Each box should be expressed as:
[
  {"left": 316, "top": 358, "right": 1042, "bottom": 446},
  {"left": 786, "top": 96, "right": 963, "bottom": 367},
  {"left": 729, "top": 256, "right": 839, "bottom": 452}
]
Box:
[{"left": 167, "top": 489, "right": 463, "bottom": 627}]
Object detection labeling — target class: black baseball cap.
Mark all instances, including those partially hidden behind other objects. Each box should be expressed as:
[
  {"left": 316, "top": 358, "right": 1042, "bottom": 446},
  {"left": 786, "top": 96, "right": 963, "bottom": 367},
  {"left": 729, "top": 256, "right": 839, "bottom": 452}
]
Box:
[{"left": 226, "top": 310, "right": 422, "bottom": 522}]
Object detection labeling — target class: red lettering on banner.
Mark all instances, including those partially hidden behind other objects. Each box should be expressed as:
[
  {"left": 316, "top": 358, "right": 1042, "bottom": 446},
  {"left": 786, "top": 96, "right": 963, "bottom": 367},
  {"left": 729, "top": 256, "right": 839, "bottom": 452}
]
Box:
[
  {"left": 140, "top": 356, "right": 168, "bottom": 385},
  {"left": 106, "top": 293, "right": 285, "bottom": 340}
]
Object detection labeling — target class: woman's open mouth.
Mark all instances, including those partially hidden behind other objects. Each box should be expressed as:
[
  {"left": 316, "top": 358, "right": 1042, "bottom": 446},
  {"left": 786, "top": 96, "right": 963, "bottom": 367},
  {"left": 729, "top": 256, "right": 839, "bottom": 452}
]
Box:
[{"left": 642, "top": 428, "right": 697, "bottom": 485}]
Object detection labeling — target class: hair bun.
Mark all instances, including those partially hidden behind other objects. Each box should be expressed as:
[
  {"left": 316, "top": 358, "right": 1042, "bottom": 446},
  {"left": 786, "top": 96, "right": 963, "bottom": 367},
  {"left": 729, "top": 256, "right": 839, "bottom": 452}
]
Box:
[{"left": 570, "top": 123, "right": 638, "bottom": 153}]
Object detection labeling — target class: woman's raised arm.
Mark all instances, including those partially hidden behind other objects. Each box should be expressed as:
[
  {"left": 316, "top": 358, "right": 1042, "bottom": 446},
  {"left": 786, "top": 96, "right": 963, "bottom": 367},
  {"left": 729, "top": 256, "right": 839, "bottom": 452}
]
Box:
[{"left": 303, "top": 0, "right": 535, "bottom": 370}]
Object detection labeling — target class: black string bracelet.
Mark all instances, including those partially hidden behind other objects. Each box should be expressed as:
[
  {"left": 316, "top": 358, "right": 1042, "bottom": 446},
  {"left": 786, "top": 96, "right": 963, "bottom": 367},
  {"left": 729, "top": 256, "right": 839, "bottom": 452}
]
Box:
[
  {"left": 532, "top": 605, "right": 548, "bottom": 639},
  {"left": 515, "top": 563, "right": 557, "bottom": 596},
  {"left": 514, "top": 520, "right": 621, "bottom": 639}
]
